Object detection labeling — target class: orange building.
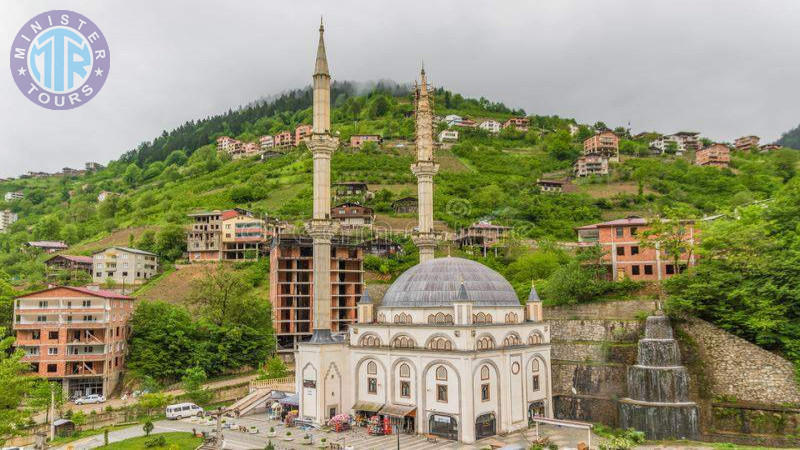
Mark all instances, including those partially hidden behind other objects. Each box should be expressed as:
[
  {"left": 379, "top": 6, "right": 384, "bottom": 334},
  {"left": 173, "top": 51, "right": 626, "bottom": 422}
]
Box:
[
  {"left": 349, "top": 134, "right": 382, "bottom": 148},
  {"left": 295, "top": 124, "right": 313, "bottom": 145},
  {"left": 13, "top": 286, "right": 133, "bottom": 398},
  {"left": 274, "top": 131, "right": 294, "bottom": 149},
  {"left": 502, "top": 117, "right": 530, "bottom": 131},
  {"left": 695, "top": 143, "right": 730, "bottom": 167},
  {"left": 575, "top": 216, "right": 698, "bottom": 281},
  {"left": 734, "top": 135, "right": 760, "bottom": 152},
  {"left": 269, "top": 235, "right": 364, "bottom": 355},
  {"left": 583, "top": 131, "right": 619, "bottom": 162}
]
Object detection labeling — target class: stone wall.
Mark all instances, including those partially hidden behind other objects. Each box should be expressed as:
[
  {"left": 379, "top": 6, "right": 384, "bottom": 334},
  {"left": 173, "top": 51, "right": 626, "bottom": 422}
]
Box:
[
  {"left": 549, "top": 319, "right": 644, "bottom": 342},
  {"left": 677, "top": 317, "right": 800, "bottom": 404},
  {"left": 545, "top": 300, "right": 655, "bottom": 320}
]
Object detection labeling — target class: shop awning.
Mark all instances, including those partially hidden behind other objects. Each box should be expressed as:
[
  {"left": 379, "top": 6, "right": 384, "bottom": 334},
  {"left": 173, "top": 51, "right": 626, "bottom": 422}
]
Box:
[
  {"left": 352, "top": 401, "right": 384, "bottom": 413},
  {"left": 380, "top": 404, "right": 416, "bottom": 417}
]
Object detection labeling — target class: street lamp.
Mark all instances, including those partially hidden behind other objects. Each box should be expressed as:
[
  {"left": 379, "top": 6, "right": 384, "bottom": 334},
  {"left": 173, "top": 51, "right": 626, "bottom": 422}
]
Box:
[{"left": 392, "top": 424, "right": 400, "bottom": 450}]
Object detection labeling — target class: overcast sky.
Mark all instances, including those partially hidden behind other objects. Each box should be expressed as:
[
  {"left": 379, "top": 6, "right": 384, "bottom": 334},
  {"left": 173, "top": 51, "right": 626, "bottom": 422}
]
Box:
[{"left": 2, "top": 0, "right": 800, "bottom": 177}]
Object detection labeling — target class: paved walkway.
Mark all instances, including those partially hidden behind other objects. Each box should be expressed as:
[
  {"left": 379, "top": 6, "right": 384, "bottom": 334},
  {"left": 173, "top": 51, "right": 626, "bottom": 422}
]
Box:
[{"left": 55, "top": 414, "right": 600, "bottom": 450}]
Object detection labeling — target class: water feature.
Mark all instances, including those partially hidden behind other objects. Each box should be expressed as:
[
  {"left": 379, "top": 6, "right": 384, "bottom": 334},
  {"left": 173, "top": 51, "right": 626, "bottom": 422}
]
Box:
[{"left": 619, "top": 315, "right": 699, "bottom": 440}]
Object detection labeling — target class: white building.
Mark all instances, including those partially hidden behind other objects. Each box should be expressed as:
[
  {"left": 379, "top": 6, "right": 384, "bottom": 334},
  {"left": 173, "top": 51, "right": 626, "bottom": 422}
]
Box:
[
  {"left": 4, "top": 192, "right": 24, "bottom": 202},
  {"left": 438, "top": 130, "right": 459, "bottom": 143},
  {"left": 0, "top": 209, "right": 18, "bottom": 232},
  {"left": 649, "top": 132, "right": 700, "bottom": 156},
  {"left": 479, "top": 120, "right": 501, "bottom": 134},
  {"left": 92, "top": 247, "right": 158, "bottom": 286},
  {"left": 444, "top": 114, "right": 463, "bottom": 127},
  {"left": 296, "top": 259, "right": 552, "bottom": 443},
  {"left": 259, "top": 135, "right": 274, "bottom": 150}
]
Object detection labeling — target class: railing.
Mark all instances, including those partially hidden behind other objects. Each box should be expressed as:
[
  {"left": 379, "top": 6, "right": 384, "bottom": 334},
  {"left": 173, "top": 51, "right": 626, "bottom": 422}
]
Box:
[{"left": 249, "top": 376, "right": 295, "bottom": 392}]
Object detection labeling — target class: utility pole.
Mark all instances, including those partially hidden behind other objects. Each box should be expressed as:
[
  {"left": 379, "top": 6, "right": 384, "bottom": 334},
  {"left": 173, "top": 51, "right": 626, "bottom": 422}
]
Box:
[{"left": 49, "top": 384, "right": 56, "bottom": 441}]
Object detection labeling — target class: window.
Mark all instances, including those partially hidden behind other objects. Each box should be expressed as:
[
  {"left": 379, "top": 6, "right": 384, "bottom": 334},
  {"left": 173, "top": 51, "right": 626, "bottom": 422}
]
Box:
[
  {"left": 481, "top": 384, "right": 490, "bottom": 401},
  {"left": 532, "top": 375, "right": 540, "bottom": 391},
  {"left": 400, "top": 381, "right": 410, "bottom": 398},
  {"left": 631, "top": 265, "right": 641, "bottom": 275},
  {"left": 616, "top": 247, "right": 625, "bottom": 256},
  {"left": 436, "top": 385, "right": 448, "bottom": 402},
  {"left": 428, "top": 337, "right": 453, "bottom": 351},
  {"left": 644, "top": 265, "right": 653, "bottom": 275},
  {"left": 631, "top": 227, "right": 638, "bottom": 236},
  {"left": 477, "top": 336, "right": 495, "bottom": 350},
  {"left": 666, "top": 264, "right": 675, "bottom": 275},
  {"left": 37, "top": 315, "right": 46, "bottom": 322},
  {"left": 367, "top": 361, "right": 377, "bottom": 375},
  {"left": 504, "top": 334, "right": 521, "bottom": 347},
  {"left": 48, "top": 331, "right": 58, "bottom": 340},
  {"left": 31, "top": 330, "right": 40, "bottom": 340},
  {"left": 367, "top": 377, "right": 377, "bottom": 394},
  {"left": 83, "top": 300, "right": 91, "bottom": 308},
  {"left": 399, "top": 363, "right": 410, "bottom": 378},
  {"left": 631, "top": 246, "right": 639, "bottom": 255},
  {"left": 38, "top": 301, "right": 48, "bottom": 308},
  {"left": 615, "top": 227, "right": 624, "bottom": 237},
  {"left": 47, "top": 364, "right": 57, "bottom": 373},
  {"left": 435, "top": 366, "right": 447, "bottom": 381},
  {"left": 528, "top": 333, "right": 542, "bottom": 345},
  {"left": 481, "top": 365, "right": 490, "bottom": 381},
  {"left": 48, "top": 347, "right": 58, "bottom": 355},
  {"left": 392, "top": 336, "right": 414, "bottom": 348}
]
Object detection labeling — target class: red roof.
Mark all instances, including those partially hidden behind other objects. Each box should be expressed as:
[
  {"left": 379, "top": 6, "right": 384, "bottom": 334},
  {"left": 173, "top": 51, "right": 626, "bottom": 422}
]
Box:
[
  {"left": 49, "top": 255, "right": 93, "bottom": 264},
  {"left": 17, "top": 285, "right": 132, "bottom": 300},
  {"left": 575, "top": 217, "right": 648, "bottom": 230},
  {"left": 221, "top": 210, "right": 240, "bottom": 220}
]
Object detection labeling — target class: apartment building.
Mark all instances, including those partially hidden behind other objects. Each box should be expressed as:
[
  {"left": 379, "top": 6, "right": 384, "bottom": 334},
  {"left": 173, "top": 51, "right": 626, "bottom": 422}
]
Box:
[
  {"left": 584, "top": 131, "right": 619, "bottom": 162},
  {"left": 734, "top": 135, "right": 760, "bottom": 152},
  {"left": 453, "top": 221, "right": 511, "bottom": 256},
  {"left": 575, "top": 216, "right": 698, "bottom": 281},
  {"left": 649, "top": 132, "right": 700, "bottom": 155},
  {"left": 92, "top": 247, "right": 158, "bottom": 286},
  {"left": 0, "top": 209, "right": 18, "bottom": 232},
  {"left": 479, "top": 120, "right": 501, "bottom": 133},
  {"left": 573, "top": 154, "right": 609, "bottom": 177},
  {"left": 259, "top": 135, "right": 275, "bottom": 150},
  {"left": 443, "top": 114, "right": 463, "bottom": 127},
  {"left": 502, "top": 117, "right": 530, "bottom": 131},
  {"left": 695, "top": 143, "right": 730, "bottom": 168},
  {"left": 295, "top": 125, "right": 313, "bottom": 145},
  {"left": 331, "top": 202, "right": 374, "bottom": 230},
  {"left": 349, "top": 134, "right": 382, "bottom": 148},
  {"left": 13, "top": 286, "right": 133, "bottom": 397},
  {"left": 188, "top": 209, "right": 279, "bottom": 261},
  {"left": 269, "top": 235, "right": 364, "bottom": 354},
  {"left": 220, "top": 211, "right": 271, "bottom": 260},
  {"left": 4, "top": 191, "right": 24, "bottom": 201},
  {"left": 274, "top": 131, "right": 294, "bottom": 150},
  {"left": 438, "top": 129, "right": 459, "bottom": 143}
]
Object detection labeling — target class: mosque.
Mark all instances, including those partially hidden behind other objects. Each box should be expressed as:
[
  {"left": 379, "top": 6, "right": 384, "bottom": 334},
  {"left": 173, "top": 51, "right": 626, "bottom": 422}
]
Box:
[{"left": 294, "top": 21, "right": 552, "bottom": 444}]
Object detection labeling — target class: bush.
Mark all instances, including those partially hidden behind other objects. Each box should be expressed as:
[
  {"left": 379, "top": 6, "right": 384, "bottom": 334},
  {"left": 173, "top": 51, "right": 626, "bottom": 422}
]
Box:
[{"left": 144, "top": 435, "right": 166, "bottom": 447}]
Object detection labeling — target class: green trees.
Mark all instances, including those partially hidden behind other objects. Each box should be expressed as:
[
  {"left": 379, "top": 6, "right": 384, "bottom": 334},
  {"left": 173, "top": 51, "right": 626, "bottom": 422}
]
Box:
[
  {"left": 182, "top": 366, "right": 212, "bottom": 405},
  {"left": 666, "top": 179, "right": 800, "bottom": 369},
  {"left": 154, "top": 224, "right": 186, "bottom": 262},
  {"left": 0, "top": 328, "right": 39, "bottom": 441}
]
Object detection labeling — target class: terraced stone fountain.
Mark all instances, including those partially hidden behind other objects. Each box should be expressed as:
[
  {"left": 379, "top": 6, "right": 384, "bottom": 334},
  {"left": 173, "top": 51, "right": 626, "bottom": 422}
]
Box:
[{"left": 619, "top": 315, "right": 699, "bottom": 440}]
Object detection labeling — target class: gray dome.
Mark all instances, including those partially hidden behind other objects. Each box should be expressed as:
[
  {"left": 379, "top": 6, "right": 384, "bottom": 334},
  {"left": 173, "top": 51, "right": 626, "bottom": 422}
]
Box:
[{"left": 381, "top": 257, "right": 520, "bottom": 308}]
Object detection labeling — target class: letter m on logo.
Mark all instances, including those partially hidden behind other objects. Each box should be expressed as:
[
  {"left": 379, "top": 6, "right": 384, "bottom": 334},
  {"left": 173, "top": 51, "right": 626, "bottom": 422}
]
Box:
[{"left": 14, "top": 48, "right": 25, "bottom": 59}]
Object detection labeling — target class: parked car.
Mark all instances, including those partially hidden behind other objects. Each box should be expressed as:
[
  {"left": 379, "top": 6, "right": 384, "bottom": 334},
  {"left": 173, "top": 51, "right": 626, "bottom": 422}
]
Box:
[
  {"left": 74, "top": 394, "right": 106, "bottom": 405},
  {"left": 166, "top": 402, "right": 204, "bottom": 420}
]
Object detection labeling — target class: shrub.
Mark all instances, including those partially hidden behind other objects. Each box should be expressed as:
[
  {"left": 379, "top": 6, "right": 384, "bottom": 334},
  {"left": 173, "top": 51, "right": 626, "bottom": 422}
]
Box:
[{"left": 144, "top": 435, "right": 166, "bottom": 447}]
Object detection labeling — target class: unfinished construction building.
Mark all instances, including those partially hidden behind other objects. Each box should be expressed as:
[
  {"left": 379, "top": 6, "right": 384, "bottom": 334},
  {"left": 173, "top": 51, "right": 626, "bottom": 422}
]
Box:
[{"left": 269, "top": 234, "right": 363, "bottom": 355}]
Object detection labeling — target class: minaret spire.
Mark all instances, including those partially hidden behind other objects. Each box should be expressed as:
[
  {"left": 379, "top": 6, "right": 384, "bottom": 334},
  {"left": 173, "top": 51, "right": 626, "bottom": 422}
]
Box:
[
  {"left": 307, "top": 19, "right": 338, "bottom": 343},
  {"left": 411, "top": 64, "right": 439, "bottom": 263}
]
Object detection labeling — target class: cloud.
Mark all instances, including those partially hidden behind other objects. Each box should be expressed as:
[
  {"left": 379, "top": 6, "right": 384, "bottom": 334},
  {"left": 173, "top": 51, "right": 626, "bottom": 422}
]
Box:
[{"left": 2, "top": 0, "right": 799, "bottom": 177}]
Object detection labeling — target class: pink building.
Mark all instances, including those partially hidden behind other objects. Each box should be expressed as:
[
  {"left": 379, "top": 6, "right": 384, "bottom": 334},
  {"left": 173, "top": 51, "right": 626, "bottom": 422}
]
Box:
[
  {"left": 295, "top": 125, "right": 313, "bottom": 145},
  {"left": 350, "top": 134, "right": 382, "bottom": 148},
  {"left": 584, "top": 131, "right": 619, "bottom": 162},
  {"left": 259, "top": 135, "right": 274, "bottom": 150},
  {"left": 573, "top": 155, "right": 609, "bottom": 177},
  {"left": 13, "top": 286, "right": 133, "bottom": 397},
  {"left": 274, "top": 131, "right": 294, "bottom": 149}
]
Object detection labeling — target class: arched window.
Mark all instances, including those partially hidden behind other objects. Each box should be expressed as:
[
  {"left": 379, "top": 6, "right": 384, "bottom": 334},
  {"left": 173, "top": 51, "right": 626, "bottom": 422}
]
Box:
[
  {"left": 444, "top": 314, "right": 453, "bottom": 324},
  {"left": 435, "top": 366, "right": 447, "bottom": 381},
  {"left": 476, "top": 336, "right": 495, "bottom": 350},
  {"left": 377, "top": 313, "right": 386, "bottom": 323},
  {"left": 480, "top": 365, "right": 490, "bottom": 380},
  {"left": 503, "top": 333, "right": 521, "bottom": 347},
  {"left": 367, "top": 361, "right": 377, "bottom": 375},
  {"left": 361, "top": 334, "right": 381, "bottom": 347},
  {"left": 428, "top": 337, "right": 453, "bottom": 351},
  {"left": 399, "top": 363, "right": 411, "bottom": 378},
  {"left": 486, "top": 314, "right": 493, "bottom": 323},
  {"left": 394, "top": 313, "right": 412, "bottom": 324},
  {"left": 531, "top": 359, "right": 540, "bottom": 372},
  {"left": 474, "top": 312, "right": 486, "bottom": 324},
  {"left": 427, "top": 314, "right": 436, "bottom": 324},
  {"left": 528, "top": 332, "right": 543, "bottom": 345},
  {"left": 435, "top": 312, "right": 445, "bottom": 324},
  {"left": 392, "top": 335, "right": 414, "bottom": 349},
  {"left": 505, "top": 312, "right": 518, "bottom": 323}
]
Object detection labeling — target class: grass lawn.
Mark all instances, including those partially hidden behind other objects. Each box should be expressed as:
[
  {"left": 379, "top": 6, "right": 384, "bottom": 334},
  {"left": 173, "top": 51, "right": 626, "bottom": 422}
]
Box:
[{"left": 100, "top": 432, "right": 201, "bottom": 450}]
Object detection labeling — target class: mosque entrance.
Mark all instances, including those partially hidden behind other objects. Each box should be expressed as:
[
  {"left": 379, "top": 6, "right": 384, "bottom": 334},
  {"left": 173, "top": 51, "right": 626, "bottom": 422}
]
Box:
[
  {"left": 428, "top": 414, "right": 458, "bottom": 440},
  {"left": 528, "top": 401, "right": 546, "bottom": 423},
  {"left": 475, "top": 413, "right": 496, "bottom": 440}
]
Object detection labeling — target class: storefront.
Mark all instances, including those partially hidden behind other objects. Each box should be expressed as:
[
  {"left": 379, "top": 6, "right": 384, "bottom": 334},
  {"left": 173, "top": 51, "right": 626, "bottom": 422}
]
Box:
[
  {"left": 428, "top": 413, "right": 458, "bottom": 440},
  {"left": 475, "top": 412, "right": 496, "bottom": 440},
  {"left": 380, "top": 404, "right": 416, "bottom": 434},
  {"left": 352, "top": 401, "right": 384, "bottom": 427}
]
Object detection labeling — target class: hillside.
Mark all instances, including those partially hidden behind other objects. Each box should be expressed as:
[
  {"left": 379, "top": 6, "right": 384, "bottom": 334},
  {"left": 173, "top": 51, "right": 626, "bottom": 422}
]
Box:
[{"left": 1, "top": 83, "right": 799, "bottom": 373}]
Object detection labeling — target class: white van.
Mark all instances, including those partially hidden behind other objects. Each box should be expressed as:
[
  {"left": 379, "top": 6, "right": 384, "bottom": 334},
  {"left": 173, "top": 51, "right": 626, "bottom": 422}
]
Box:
[{"left": 166, "top": 402, "right": 204, "bottom": 419}]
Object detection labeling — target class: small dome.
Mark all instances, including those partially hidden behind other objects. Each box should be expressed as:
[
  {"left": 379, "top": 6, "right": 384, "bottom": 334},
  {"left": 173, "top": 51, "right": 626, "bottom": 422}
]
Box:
[{"left": 381, "top": 257, "right": 520, "bottom": 308}]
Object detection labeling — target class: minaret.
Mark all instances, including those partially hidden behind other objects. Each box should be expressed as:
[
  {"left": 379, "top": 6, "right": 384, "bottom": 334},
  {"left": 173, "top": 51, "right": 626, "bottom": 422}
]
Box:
[
  {"left": 411, "top": 65, "right": 439, "bottom": 263},
  {"left": 307, "top": 19, "right": 339, "bottom": 343}
]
